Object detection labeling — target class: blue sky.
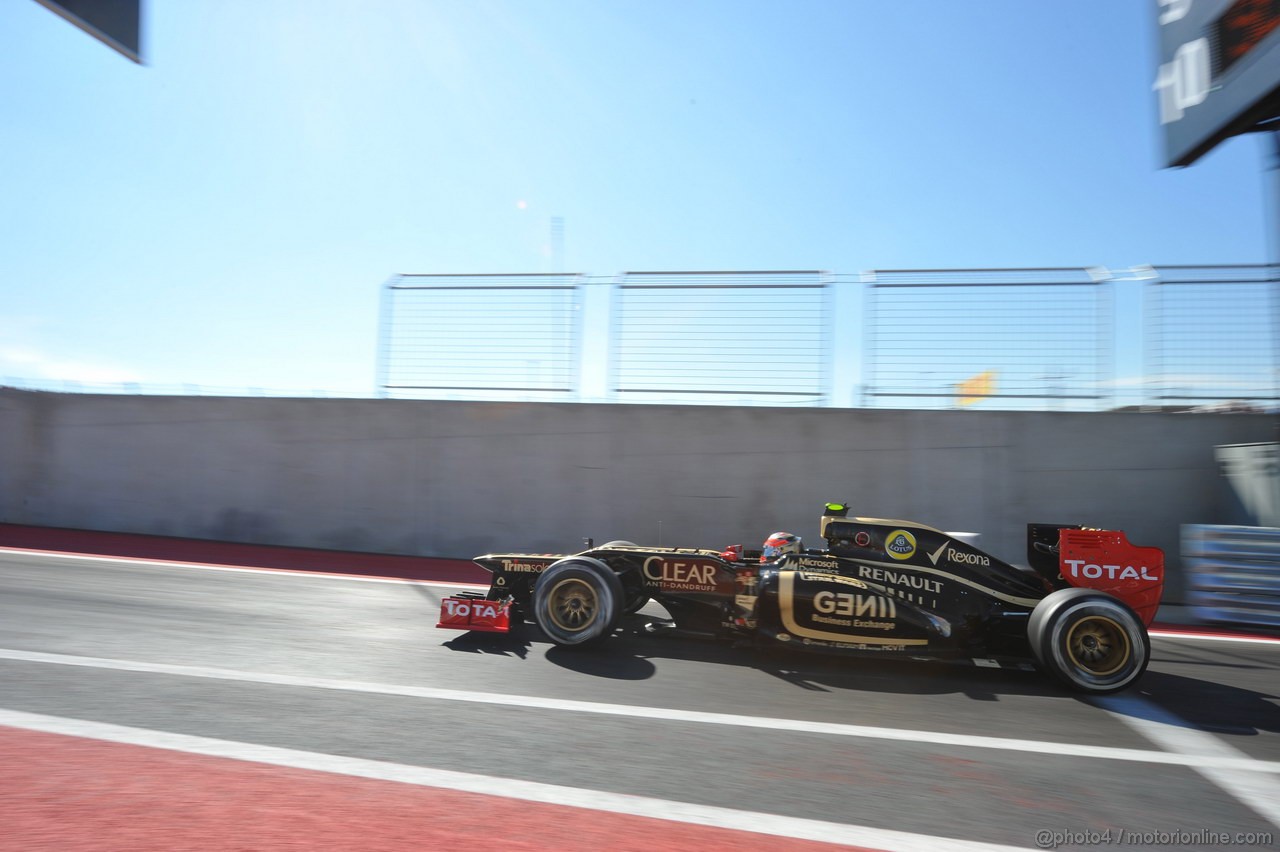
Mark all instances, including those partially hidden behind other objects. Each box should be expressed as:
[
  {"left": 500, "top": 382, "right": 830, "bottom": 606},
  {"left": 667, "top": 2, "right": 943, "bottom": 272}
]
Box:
[{"left": 0, "top": 0, "right": 1272, "bottom": 396}]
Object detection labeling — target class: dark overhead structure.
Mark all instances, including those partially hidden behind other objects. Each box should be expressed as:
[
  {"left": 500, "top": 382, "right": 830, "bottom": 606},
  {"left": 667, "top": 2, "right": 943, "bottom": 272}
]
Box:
[
  {"left": 34, "top": 0, "right": 142, "bottom": 64},
  {"left": 1154, "top": 0, "right": 1280, "bottom": 167}
]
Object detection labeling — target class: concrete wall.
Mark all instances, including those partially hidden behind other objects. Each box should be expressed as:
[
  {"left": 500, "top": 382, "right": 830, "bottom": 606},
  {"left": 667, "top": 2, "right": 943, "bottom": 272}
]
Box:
[{"left": 1, "top": 388, "right": 1274, "bottom": 601}]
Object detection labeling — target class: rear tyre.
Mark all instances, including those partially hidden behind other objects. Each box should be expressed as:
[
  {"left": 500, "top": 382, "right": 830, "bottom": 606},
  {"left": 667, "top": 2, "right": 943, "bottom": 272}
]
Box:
[
  {"left": 1027, "top": 588, "right": 1149, "bottom": 694},
  {"left": 533, "top": 557, "right": 623, "bottom": 647}
]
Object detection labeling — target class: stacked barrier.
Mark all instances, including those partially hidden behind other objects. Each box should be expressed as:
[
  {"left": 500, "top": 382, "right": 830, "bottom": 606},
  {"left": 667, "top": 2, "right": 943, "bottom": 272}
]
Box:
[{"left": 1182, "top": 525, "right": 1280, "bottom": 629}]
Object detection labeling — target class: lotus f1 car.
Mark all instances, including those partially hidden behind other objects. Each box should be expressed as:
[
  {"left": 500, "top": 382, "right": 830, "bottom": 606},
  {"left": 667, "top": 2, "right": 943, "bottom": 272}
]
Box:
[{"left": 437, "top": 503, "right": 1165, "bottom": 694}]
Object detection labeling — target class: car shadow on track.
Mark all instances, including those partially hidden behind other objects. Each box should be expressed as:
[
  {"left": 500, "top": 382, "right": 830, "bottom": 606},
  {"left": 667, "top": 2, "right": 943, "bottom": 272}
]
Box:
[
  {"left": 443, "top": 612, "right": 1069, "bottom": 699},
  {"left": 441, "top": 630, "right": 533, "bottom": 660},
  {"left": 1128, "top": 669, "right": 1280, "bottom": 738},
  {"left": 556, "top": 627, "right": 1280, "bottom": 734},
  {"left": 437, "top": 610, "right": 1280, "bottom": 726},
  {"left": 1135, "top": 641, "right": 1280, "bottom": 736}
]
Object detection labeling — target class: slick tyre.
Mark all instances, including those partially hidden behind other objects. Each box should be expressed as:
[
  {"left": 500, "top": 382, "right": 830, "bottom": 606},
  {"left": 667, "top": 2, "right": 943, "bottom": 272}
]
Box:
[
  {"left": 1027, "top": 588, "right": 1150, "bottom": 695},
  {"left": 533, "top": 557, "right": 624, "bottom": 647}
]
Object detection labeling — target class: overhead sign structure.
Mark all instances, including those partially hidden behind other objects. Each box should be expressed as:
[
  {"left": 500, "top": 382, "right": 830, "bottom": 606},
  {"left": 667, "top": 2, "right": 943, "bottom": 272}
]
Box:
[
  {"left": 1155, "top": 0, "right": 1280, "bottom": 167},
  {"left": 34, "top": 0, "right": 142, "bottom": 64}
]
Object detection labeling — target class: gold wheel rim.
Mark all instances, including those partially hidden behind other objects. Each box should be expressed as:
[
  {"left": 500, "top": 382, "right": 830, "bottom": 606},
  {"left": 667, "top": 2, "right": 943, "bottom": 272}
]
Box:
[
  {"left": 1066, "top": 615, "right": 1130, "bottom": 677},
  {"left": 547, "top": 578, "right": 599, "bottom": 633}
]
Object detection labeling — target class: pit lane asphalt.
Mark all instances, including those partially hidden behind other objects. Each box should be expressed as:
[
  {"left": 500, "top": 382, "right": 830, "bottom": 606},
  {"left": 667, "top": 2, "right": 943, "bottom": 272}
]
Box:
[{"left": 3, "top": 551, "right": 1278, "bottom": 848}]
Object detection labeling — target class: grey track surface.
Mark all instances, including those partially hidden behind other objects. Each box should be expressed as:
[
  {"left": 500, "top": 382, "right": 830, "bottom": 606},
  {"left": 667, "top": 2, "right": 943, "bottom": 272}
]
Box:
[{"left": 3, "top": 551, "right": 1278, "bottom": 848}]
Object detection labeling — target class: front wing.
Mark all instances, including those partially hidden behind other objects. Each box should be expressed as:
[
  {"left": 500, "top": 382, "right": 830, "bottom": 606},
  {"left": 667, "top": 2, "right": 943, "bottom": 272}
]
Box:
[{"left": 437, "top": 595, "right": 512, "bottom": 633}]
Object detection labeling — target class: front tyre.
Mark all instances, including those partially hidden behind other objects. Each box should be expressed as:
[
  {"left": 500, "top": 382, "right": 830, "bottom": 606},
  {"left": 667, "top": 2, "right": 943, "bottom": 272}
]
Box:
[
  {"left": 1027, "top": 588, "right": 1150, "bottom": 694},
  {"left": 533, "top": 557, "right": 623, "bottom": 647}
]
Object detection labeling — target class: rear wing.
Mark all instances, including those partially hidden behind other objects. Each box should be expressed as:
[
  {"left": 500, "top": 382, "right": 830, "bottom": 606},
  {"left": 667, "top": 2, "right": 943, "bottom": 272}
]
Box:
[{"left": 1028, "top": 524, "right": 1164, "bottom": 625}]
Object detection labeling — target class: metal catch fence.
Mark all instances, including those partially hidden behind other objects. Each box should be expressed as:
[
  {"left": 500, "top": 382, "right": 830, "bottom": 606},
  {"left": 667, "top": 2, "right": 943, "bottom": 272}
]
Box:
[
  {"left": 379, "top": 273, "right": 583, "bottom": 401},
  {"left": 10, "top": 263, "right": 1274, "bottom": 412},
  {"left": 371, "top": 265, "right": 1279, "bottom": 411},
  {"left": 861, "top": 268, "right": 1112, "bottom": 409},
  {"left": 1144, "top": 265, "right": 1280, "bottom": 409},
  {"left": 611, "top": 271, "right": 830, "bottom": 404}
]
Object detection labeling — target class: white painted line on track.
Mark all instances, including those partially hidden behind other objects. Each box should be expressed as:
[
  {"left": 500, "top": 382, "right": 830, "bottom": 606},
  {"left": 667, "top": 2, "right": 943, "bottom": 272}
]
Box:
[
  {"left": 0, "top": 707, "right": 1023, "bottom": 852},
  {"left": 4, "top": 647, "right": 1279, "bottom": 775},
  {"left": 1095, "top": 695, "right": 1280, "bottom": 831},
  {"left": 0, "top": 546, "right": 485, "bottom": 589},
  {"left": 1149, "top": 629, "right": 1280, "bottom": 646}
]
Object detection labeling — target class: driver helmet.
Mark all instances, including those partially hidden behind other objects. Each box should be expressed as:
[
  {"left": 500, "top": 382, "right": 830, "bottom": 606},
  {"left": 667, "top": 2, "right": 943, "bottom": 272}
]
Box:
[{"left": 761, "top": 531, "right": 802, "bottom": 562}]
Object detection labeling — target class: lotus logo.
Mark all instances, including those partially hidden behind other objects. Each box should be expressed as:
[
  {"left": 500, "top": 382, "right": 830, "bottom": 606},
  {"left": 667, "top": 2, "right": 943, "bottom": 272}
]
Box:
[{"left": 886, "top": 530, "right": 917, "bottom": 561}]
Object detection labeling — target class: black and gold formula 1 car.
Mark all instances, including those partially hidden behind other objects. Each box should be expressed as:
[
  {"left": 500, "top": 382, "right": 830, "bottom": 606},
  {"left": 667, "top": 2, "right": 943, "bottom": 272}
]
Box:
[{"left": 437, "top": 503, "right": 1165, "bottom": 694}]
